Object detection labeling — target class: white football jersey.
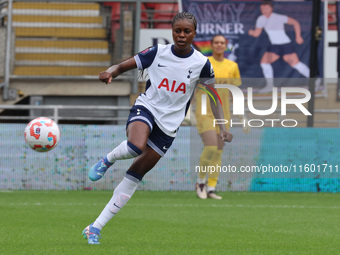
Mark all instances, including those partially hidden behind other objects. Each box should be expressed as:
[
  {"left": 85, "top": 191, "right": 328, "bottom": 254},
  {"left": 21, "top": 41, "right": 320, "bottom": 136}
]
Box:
[
  {"left": 255, "top": 13, "right": 290, "bottom": 45},
  {"left": 134, "top": 44, "right": 214, "bottom": 137}
]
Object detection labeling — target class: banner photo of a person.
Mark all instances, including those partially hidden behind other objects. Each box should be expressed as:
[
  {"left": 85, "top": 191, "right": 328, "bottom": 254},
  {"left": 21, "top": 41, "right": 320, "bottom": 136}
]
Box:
[{"left": 181, "top": 0, "right": 324, "bottom": 95}]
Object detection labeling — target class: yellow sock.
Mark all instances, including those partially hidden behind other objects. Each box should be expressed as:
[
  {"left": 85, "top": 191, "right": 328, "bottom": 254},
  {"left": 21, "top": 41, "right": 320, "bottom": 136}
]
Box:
[
  {"left": 198, "top": 146, "right": 217, "bottom": 181},
  {"left": 207, "top": 149, "right": 223, "bottom": 189}
]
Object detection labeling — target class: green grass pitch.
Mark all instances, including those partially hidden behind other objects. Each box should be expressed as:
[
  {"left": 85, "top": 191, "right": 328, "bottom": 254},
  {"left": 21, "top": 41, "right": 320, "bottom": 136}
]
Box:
[{"left": 1, "top": 190, "right": 339, "bottom": 255}]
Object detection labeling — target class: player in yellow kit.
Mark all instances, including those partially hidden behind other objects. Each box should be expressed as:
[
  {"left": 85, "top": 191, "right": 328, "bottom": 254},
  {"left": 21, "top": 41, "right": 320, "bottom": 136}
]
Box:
[{"left": 195, "top": 34, "right": 241, "bottom": 199}]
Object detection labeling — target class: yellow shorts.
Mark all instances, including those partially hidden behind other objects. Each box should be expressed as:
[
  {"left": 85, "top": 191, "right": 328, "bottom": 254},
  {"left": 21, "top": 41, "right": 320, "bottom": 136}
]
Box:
[{"left": 195, "top": 113, "right": 230, "bottom": 135}]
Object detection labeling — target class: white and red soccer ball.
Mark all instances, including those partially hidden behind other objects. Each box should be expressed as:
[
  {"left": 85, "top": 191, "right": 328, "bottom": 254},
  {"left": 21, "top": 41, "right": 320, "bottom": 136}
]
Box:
[{"left": 24, "top": 117, "right": 60, "bottom": 152}]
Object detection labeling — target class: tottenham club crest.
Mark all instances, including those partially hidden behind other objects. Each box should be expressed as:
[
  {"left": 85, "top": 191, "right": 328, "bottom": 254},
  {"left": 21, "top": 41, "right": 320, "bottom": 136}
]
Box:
[{"left": 187, "top": 70, "right": 193, "bottom": 79}]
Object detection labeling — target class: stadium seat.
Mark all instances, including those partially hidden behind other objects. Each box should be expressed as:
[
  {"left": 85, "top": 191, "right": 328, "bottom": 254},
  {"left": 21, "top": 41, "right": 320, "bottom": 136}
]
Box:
[
  {"left": 103, "top": 2, "right": 120, "bottom": 42},
  {"left": 12, "top": 1, "right": 110, "bottom": 76},
  {"left": 140, "top": 3, "right": 149, "bottom": 28},
  {"left": 106, "top": 2, "right": 148, "bottom": 42},
  {"left": 153, "top": 3, "right": 179, "bottom": 28},
  {"left": 103, "top": 2, "right": 120, "bottom": 22},
  {"left": 145, "top": 3, "right": 157, "bottom": 10}
]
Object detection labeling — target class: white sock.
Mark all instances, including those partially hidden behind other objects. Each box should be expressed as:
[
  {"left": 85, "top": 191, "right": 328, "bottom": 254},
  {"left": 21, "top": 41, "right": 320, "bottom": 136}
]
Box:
[
  {"left": 292, "top": 62, "right": 310, "bottom": 77},
  {"left": 106, "top": 140, "right": 142, "bottom": 163},
  {"left": 260, "top": 63, "right": 274, "bottom": 78},
  {"left": 206, "top": 186, "right": 215, "bottom": 193},
  {"left": 260, "top": 63, "right": 274, "bottom": 88},
  {"left": 92, "top": 175, "right": 139, "bottom": 230},
  {"left": 197, "top": 177, "right": 206, "bottom": 184}
]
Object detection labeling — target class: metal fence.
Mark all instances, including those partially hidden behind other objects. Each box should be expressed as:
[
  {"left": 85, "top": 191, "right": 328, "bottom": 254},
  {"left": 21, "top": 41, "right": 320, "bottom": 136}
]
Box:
[
  {"left": 1, "top": 104, "right": 340, "bottom": 127},
  {"left": 0, "top": 104, "right": 131, "bottom": 123}
]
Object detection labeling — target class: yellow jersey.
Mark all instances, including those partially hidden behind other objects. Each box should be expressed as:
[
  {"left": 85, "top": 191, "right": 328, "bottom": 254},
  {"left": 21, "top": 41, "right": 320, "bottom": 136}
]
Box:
[{"left": 195, "top": 57, "right": 241, "bottom": 120}]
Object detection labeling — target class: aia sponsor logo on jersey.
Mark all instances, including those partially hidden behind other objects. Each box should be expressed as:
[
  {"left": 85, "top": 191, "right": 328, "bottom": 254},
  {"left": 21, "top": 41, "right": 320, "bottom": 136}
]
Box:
[{"left": 158, "top": 78, "right": 186, "bottom": 94}]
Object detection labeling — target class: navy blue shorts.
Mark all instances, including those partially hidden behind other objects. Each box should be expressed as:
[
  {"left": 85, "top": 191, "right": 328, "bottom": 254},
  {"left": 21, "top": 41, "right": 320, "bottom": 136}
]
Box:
[
  {"left": 126, "top": 105, "right": 175, "bottom": 156},
  {"left": 267, "top": 43, "right": 295, "bottom": 57}
]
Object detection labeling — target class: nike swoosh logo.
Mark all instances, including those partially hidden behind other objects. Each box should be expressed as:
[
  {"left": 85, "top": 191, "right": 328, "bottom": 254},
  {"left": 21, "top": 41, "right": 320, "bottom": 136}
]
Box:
[
  {"left": 113, "top": 203, "right": 121, "bottom": 209},
  {"left": 97, "top": 173, "right": 103, "bottom": 176},
  {"left": 158, "top": 63, "right": 167, "bottom": 67},
  {"left": 163, "top": 146, "right": 168, "bottom": 150}
]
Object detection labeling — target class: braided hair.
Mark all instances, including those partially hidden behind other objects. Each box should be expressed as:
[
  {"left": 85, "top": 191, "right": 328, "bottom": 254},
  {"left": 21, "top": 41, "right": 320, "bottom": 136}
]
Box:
[{"left": 171, "top": 12, "right": 197, "bottom": 31}]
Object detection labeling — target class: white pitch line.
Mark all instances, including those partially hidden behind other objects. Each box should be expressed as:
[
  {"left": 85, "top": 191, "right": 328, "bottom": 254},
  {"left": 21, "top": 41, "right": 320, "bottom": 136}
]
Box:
[
  {"left": 129, "top": 203, "right": 340, "bottom": 210},
  {"left": 1, "top": 202, "right": 340, "bottom": 210}
]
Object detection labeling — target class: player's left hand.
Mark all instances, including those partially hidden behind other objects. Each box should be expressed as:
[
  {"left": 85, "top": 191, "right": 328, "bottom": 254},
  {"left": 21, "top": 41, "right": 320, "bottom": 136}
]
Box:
[
  {"left": 220, "top": 129, "right": 233, "bottom": 143},
  {"left": 296, "top": 36, "right": 304, "bottom": 45}
]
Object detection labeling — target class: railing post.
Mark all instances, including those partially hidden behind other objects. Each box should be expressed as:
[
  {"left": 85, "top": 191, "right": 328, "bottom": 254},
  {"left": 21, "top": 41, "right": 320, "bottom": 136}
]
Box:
[
  {"left": 132, "top": 0, "right": 141, "bottom": 94},
  {"left": 54, "top": 107, "right": 59, "bottom": 124},
  {"left": 2, "top": 0, "right": 13, "bottom": 101}
]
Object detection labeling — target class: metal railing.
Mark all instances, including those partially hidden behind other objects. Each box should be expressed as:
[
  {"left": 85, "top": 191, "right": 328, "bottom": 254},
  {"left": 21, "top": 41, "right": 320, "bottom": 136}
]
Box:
[
  {"left": 1, "top": 104, "right": 340, "bottom": 127},
  {"left": 0, "top": 104, "right": 131, "bottom": 123}
]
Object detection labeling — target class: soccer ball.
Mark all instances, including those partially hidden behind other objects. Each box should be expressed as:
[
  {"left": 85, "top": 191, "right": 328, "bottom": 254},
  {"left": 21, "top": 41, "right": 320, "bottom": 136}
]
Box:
[{"left": 24, "top": 117, "right": 60, "bottom": 152}]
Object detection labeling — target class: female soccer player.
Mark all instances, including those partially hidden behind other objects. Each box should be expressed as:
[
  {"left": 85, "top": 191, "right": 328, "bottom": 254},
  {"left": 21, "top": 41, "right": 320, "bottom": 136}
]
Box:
[
  {"left": 195, "top": 35, "right": 241, "bottom": 200},
  {"left": 82, "top": 12, "right": 233, "bottom": 245}
]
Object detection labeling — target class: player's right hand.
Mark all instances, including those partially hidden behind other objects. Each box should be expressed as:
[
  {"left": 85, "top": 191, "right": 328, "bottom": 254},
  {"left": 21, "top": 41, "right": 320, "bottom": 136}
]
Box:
[
  {"left": 99, "top": 71, "right": 112, "bottom": 84},
  {"left": 220, "top": 129, "right": 233, "bottom": 143}
]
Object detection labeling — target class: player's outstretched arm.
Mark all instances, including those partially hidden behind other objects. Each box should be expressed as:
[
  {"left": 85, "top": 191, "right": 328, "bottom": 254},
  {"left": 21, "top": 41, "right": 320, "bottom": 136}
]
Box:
[
  {"left": 99, "top": 57, "right": 137, "bottom": 84},
  {"left": 287, "top": 17, "right": 303, "bottom": 44},
  {"left": 205, "top": 84, "right": 233, "bottom": 143},
  {"left": 248, "top": 27, "right": 262, "bottom": 38}
]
